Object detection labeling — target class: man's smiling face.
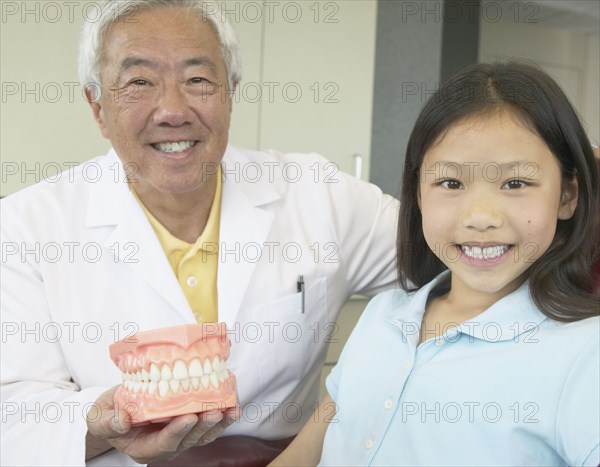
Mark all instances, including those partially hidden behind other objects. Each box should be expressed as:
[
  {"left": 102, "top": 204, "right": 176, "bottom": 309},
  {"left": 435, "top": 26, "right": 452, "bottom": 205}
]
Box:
[{"left": 91, "top": 6, "right": 232, "bottom": 195}]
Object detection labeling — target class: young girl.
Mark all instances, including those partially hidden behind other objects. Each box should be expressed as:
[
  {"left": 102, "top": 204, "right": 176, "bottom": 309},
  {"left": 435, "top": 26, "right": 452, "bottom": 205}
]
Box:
[{"left": 270, "top": 62, "right": 599, "bottom": 466}]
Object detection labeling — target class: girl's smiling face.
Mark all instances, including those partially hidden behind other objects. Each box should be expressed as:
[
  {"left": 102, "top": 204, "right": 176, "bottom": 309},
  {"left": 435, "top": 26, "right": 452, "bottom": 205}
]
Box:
[{"left": 418, "top": 111, "right": 578, "bottom": 304}]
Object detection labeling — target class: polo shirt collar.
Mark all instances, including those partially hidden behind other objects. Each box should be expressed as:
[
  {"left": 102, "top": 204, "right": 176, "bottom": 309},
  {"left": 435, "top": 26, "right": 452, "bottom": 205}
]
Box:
[{"left": 385, "top": 271, "right": 548, "bottom": 343}]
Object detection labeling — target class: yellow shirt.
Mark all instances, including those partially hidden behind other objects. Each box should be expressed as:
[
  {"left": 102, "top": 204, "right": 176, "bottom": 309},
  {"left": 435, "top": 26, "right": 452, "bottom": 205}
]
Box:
[{"left": 133, "top": 168, "right": 221, "bottom": 323}]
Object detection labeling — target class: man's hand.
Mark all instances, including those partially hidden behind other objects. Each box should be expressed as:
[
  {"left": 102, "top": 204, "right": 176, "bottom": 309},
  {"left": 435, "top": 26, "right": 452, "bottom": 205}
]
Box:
[{"left": 85, "top": 386, "right": 240, "bottom": 464}]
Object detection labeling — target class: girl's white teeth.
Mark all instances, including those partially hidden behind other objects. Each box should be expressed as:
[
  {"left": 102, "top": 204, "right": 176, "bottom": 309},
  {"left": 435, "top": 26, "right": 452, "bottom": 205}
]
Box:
[
  {"left": 154, "top": 141, "right": 196, "bottom": 153},
  {"left": 122, "top": 357, "right": 230, "bottom": 397},
  {"left": 461, "top": 245, "right": 509, "bottom": 260}
]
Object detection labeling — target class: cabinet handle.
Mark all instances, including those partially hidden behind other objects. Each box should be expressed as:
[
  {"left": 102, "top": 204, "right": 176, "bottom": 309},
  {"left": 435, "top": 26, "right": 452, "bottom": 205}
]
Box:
[{"left": 353, "top": 154, "right": 363, "bottom": 179}]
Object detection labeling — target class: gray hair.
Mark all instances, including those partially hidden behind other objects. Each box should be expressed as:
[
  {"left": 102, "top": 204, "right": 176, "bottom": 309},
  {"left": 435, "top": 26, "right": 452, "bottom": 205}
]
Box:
[{"left": 78, "top": 0, "right": 242, "bottom": 99}]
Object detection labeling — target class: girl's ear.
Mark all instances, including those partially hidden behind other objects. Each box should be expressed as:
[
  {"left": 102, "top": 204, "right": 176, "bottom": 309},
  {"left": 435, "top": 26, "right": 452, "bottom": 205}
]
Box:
[{"left": 557, "top": 174, "right": 578, "bottom": 220}]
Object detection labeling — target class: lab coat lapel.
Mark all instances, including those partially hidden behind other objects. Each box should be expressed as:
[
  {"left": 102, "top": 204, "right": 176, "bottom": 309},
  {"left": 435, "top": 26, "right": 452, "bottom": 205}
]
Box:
[
  {"left": 218, "top": 148, "right": 280, "bottom": 326},
  {"left": 86, "top": 151, "right": 192, "bottom": 321}
]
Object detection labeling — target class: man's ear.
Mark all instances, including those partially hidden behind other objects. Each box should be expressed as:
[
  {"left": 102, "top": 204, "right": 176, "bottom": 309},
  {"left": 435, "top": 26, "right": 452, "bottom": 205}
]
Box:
[
  {"left": 85, "top": 87, "right": 110, "bottom": 140},
  {"left": 557, "top": 174, "right": 578, "bottom": 220}
]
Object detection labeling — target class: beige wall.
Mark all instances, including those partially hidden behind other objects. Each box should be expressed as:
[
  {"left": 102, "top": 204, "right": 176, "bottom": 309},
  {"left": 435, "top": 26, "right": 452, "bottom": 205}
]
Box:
[
  {"left": 0, "top": 0, "right": 377, "bottom": 196},
  {"left": 1, "top": 1, "right": 109, "bottom": 196},
  {"left": 479, "top": 19, "right": 600, "bottom": 146}
]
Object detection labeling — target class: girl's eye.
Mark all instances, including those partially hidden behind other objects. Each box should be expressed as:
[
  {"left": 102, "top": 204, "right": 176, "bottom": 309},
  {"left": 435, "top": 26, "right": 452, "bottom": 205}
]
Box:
[
  {"left": 439, "top": 179, "right": 463, "bottom": 190},
  {"left": 502, "top": 179, "right": 528, "bottom": 189}
]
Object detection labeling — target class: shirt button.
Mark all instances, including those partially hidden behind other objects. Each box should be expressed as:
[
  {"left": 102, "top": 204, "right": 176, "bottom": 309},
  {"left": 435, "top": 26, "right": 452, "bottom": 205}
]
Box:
[
  {"left": 384, "top": 400, "right": 393, "bottom": 409},
  {"left": 365, "top": 439, "right": 374, "bottom": 449},
  {"left": 186, "top": 276, "right": 198, "bottom": 287},
  {"left": 402, "top": 360, "right": 410, "bottom": 370}
]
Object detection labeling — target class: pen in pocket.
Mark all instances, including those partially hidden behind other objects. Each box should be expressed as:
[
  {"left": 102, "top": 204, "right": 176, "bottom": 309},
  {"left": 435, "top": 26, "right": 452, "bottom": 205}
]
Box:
[{"left": 297, "top": 275, "right": 305, "bottom": 313}]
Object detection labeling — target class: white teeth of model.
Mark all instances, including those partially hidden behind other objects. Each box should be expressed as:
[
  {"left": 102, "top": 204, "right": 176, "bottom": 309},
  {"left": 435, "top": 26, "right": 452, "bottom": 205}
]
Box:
[
  {"left": 212, "top": 356, "right": 220, "bottom": 373},
  {"left": 133, "top": 381, "right": 142, "bottom": 393},
  {"left": 136, "top": 371, "right": 142, "bottom": 382},
  {"left": 189, "top": 358, "right": 204, "bottom": 377},
  {"left": 161, "top": 364, "right": 172, "bottom": 381},
  {"left": 191, "top": 377, "right": 200, "bottom": 390},
  {"left": 141, "top": 369, "right": 149, "bottom": 381},
  {"left": 158, "top": 380, "right": 169, "bottom": 397},
  {"left": 150, "top": 364, "right": 160, "bottom": 382},
  {"left": 218, "top": 370, "right": 226, "bottom": 383},
  {"left": 210, "top": 373, "right": 219, "bottom": 389},
  {"left": 148, "top": 381, "right": 157, "bottom": 395},
  {"left": 169, "top": 379, "right": 180, "bottom": 395},
  {"left": 180, "top": 378, "right": 190, "bottom": 392},
  {"left": 173, "top": 360, "right": 188, "bottom": 380},
  {"left": 141, "top": 382, "right": 149, "bottom": 393},
  {"left": 203, "top": 359, "right": 212, "bottom": 374},
  {"left": 201, "top": 375, "right": 210, "bottom": 389}
]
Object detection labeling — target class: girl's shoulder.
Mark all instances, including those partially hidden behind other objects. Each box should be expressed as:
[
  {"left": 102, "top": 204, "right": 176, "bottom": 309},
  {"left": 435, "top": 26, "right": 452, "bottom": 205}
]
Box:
[
  {"left": 543, "top": 314, "right": 599, "bottom": 335},
  {"left": 541, "top": 315, "right": 600, "bottom": 351},
  {"left": 363, "top": 287, "right": 421, "bottom": 317}
]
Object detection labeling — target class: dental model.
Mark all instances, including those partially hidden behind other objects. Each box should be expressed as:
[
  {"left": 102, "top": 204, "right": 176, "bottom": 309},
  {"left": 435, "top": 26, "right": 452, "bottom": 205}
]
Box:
[{"left": 109, "top": 323, "right": 238, "bottom": 425}]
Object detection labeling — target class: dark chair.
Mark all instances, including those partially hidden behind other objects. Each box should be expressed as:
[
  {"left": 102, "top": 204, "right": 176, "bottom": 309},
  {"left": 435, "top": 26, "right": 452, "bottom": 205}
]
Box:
[{"left": 149, "top": 435, "right": 295, "bottom": 467}]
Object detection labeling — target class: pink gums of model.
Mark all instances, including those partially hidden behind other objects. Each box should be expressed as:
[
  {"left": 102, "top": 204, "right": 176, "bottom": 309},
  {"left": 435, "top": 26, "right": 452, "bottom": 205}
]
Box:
[{"left": 109, "top": 323, "right": 238, "bottom": 425}]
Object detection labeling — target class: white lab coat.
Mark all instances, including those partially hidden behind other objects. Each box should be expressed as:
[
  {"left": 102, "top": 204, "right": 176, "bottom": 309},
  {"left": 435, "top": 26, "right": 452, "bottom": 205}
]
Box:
[{"left": 0, "top": 146, "right": 398, "bottom": 466}]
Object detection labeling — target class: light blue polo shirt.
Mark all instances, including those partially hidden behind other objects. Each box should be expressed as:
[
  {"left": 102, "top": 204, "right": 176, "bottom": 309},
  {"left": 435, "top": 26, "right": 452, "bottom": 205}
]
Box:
[{"left": 321, "top": 272, "right": 600, "bottom": 466}]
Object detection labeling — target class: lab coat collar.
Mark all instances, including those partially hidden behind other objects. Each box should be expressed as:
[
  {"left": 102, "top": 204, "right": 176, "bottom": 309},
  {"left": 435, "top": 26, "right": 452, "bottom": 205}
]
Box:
[
  {"left": 84, "top": 147, "right": 282, "bottom": 324},
  {"left": 85, "top": 149, "right": 132, "bottom": 228},
  {"left": 221, "top": 145, "right": 283, "bottom": 206},
  {"left": 217, "top": 146, "right": 280, "bottom": 326},
  {"left": 86, "top": 149, "right": 191, "bottom": 321}
]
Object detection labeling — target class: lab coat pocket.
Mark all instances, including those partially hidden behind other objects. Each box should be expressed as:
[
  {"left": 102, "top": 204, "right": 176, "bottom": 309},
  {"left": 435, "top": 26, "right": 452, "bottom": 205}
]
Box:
[{"left": 249, "top": 277, "right": 328, "bottom": 395}]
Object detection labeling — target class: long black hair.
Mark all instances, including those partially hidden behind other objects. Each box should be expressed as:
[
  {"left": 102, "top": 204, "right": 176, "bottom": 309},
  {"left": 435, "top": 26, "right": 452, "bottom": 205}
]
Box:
[{"left": 397, "top": 62, "right": 599, "bottom": 322}]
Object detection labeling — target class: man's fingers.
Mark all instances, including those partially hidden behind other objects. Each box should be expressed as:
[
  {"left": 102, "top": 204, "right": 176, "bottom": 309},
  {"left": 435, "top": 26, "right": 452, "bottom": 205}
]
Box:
[
  {"left": 110, "top": 410, "right": 131, "bottom": 435},
  {"left": 223, "top": 405, "right": 242, "bottom": 423},
  {"left": 87, "top": 406, "right": 131, "bottom": 438},
  {"left": 152, "top": 414, "right": 198, "bottom": 453},
  {"left": 86, "top": 386, "right": 132, "bottom": 438},
  {"left": 179, "top": 410, "right": 224, "bottom": 448}
]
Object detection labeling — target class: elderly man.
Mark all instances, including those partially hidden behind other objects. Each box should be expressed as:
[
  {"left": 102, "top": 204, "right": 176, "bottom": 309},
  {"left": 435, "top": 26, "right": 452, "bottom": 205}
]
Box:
[{"left": 0, "top": 1, "right": 397, "bottom": 465}]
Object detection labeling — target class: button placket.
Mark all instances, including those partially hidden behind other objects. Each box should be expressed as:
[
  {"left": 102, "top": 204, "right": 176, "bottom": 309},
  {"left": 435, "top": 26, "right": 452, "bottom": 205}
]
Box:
[{"left": 186, "top": 276, "right": 198, "bottom": 287}]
